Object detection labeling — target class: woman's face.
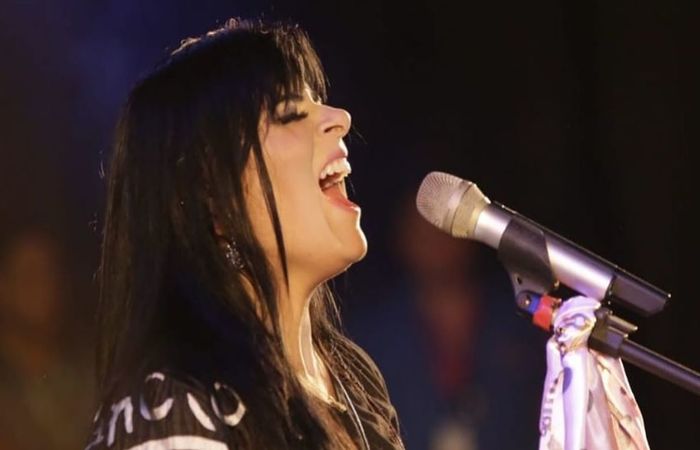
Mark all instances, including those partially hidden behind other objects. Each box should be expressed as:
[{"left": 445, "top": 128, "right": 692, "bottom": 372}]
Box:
[{"left": 243, "top": 86, "right": 367, "bottom": 288}]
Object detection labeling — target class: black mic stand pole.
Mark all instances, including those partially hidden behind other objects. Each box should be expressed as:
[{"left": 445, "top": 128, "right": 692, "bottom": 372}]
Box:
[
  {"left": 516, "top": 293, "right": 700, "bottom": 396},
  {"left": 587, "top": 307, "right": 700, "bottom": 396}
]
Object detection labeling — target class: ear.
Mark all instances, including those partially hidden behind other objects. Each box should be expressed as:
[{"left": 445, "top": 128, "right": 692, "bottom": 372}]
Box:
[{"left": 207, "top": 195, "right": 226, "bottom": 239}]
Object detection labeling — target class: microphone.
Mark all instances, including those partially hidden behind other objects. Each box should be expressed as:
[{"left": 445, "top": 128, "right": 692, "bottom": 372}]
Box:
[{"left": 416, "top": 171, "right": 669, "bottom": 316}]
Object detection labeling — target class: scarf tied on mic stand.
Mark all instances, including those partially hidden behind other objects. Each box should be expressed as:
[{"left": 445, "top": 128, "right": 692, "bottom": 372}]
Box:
[{"left": 538, "top": 296, "right": 650, "bottom": 450}]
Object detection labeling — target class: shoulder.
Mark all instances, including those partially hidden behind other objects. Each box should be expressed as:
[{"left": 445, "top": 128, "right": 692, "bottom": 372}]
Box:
[
  {"left": 84, "top": 371, "right": 248, "bottom": 450},
  {"left": 334, "top": 338, "right": 391, "bottom": 402},
  {"left": 332, "top": 337, "right": 404, "bottom": 447}
]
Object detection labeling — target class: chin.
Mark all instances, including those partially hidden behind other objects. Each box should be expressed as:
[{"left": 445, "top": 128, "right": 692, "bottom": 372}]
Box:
[
  {"left": 345, "top": 227, "right": 368, "bottom": 263},
  {"left": 327, "top": 230, "right": 368, "bottom": 277}
]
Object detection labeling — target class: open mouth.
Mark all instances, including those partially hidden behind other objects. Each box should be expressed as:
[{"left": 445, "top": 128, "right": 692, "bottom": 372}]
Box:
[
  {"left": 318, "top": 157, "right": 358, "bottom": 209},
  {"left": 319, "top": 157, "right": 351, "bottom": 196}
]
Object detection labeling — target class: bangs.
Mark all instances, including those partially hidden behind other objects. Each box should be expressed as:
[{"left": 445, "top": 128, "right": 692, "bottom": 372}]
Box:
[
  {"left": 266, "top": 21, "right": 328, "bottom": 106},
  {"left": 166, "top": 18, "right": 328, "bottom": 113}
]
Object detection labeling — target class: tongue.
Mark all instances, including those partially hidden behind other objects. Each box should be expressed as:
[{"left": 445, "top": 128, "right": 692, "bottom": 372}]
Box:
[
  {"left": 322, "top": 183, "right": 357, "bottom": 208},
  {"left": 322, "top": 183, "right": 344, "bottom": 199}
]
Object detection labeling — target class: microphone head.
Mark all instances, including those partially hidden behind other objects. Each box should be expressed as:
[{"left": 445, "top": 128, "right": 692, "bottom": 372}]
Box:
[{"left": 416, "top": 171, "right": 490, "bottom": 238}]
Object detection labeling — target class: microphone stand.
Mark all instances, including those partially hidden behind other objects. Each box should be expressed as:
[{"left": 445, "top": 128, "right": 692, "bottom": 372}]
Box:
[
  {"left": 587, "top": 307, "right": 700, "bottom": 396},
  {"left": 517, "top": 293, "right": 700, "bottom": 396},
  {"left": 469, "top": 197, "right": 700, "bottom": 394}
]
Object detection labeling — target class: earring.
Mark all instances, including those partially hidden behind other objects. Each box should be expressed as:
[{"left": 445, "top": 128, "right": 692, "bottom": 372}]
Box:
[{"left": 224, "top": 241, "right": 245, "bottom": 271}]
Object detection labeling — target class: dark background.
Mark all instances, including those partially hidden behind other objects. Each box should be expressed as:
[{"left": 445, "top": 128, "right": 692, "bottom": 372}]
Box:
[{"left": 1, "top": 0, "right": 697, "bottom": 448}]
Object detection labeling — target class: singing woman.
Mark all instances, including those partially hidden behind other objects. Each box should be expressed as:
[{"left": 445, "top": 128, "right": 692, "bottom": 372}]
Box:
[{"left": 84, "top": 18, "right": 403, "bottom": 450}]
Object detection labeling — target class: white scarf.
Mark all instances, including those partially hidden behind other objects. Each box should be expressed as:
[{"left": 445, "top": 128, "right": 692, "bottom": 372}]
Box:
[{"left": 538, "top": 296, "right": 650, "bottom": 450}]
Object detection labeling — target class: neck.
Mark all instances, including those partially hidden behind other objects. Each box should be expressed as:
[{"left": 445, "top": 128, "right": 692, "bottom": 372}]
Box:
[
  {"left": 275, "top": 271, "right": 336, "bottom": 403},
  {"left": 277, "top": 277, "right": 322, "bottom": 380},
  {"left": 239, "top": 261, "right": 334, "bottom": 401}
]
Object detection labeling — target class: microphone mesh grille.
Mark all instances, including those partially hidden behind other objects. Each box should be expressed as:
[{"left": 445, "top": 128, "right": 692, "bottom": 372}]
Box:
[{"left": 415, "top": 171, "right": 467, "bottom": 232}]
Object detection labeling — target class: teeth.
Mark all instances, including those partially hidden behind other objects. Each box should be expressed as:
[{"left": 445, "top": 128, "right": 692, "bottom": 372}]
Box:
[{"left": 319, "top": 158, "right": 352, "bottom": 185}]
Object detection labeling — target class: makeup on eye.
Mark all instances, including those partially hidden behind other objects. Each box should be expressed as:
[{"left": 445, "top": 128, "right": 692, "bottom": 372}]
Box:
[
  {"left": 271, "top": 86, "right": 325, "bottom": 124},
  {"left": 273, "top": 99, "right": 308, "bottom": 124},
  {"left": 277, "top": 109, "right": 309, "bottom": 124}
]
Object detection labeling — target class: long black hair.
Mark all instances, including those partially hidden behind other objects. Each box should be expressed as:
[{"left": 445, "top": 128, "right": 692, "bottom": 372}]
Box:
[{"left": 97, "top": 18, "right": 362, "bottom": 448}]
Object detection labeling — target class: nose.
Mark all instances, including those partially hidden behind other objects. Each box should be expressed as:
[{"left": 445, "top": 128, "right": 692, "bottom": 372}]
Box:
[{"left": 318, "top": 105, "right": 351, "bottom": 138}]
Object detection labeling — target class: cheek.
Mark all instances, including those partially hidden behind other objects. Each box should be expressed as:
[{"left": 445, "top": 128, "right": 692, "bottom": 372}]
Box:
[
  {"left": 262, "top": 132, "right": 321, "bottom": 228},
  {"left": 264, "top": 135, "right": 314, "bottom": 183},
  {"left": 241, "top": 157, "right": 279, "bottom": 257},
  {"left": 270, "top": 163, "right": 328, "bottom": 243},
  {"left": 247, "top": 132, "right": 321, "bottom": 259}
]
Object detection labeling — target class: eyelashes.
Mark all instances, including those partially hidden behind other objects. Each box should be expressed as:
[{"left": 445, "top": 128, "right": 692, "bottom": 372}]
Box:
[
  {"left": 275, "top": 110, "right": 308, "bottom": 124},
  {"left": 272, "top": 97, "right": 310, "bottom": 124}
]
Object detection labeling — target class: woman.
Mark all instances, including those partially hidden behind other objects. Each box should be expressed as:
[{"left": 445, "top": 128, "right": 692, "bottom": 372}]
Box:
[{"left": 84, "top": 19, "right": 403, "bottom": 450}]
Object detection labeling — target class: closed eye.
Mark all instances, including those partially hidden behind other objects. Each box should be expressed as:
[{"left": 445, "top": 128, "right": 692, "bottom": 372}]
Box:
[
  {"left": 276, "top": 110, "right": 308, "bottom": 124},
  {"left": 272, "top": 97, "right": 308, "bottom": 124}
]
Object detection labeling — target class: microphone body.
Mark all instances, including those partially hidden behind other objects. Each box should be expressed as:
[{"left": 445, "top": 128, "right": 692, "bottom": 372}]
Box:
[{"left": 416, "top": 172, "right": 669, "bottom": 316}]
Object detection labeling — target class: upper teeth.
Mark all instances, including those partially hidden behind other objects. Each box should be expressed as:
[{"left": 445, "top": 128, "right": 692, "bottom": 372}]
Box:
[{"left": 319, "top": 158, "right": 352, "bottom": 183}]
